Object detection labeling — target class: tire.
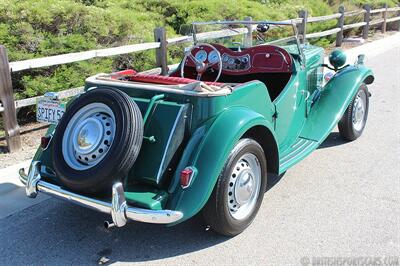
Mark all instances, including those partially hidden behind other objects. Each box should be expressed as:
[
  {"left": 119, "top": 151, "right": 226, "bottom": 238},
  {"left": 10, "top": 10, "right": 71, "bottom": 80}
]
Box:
[
  {"left": 202, "top": 138, "right": 267, "bottom": 236},
  {"left": 52, "top": 88, "right": 143, "bottom": 194},
  {"left": 338, "top": 84, "right": 369, "bottom": 141}
]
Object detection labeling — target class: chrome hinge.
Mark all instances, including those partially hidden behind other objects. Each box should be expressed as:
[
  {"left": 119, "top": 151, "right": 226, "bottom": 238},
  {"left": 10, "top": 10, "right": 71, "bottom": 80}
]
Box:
[{"left": 272, "top": 111, "right": 278, "bottom": 120}]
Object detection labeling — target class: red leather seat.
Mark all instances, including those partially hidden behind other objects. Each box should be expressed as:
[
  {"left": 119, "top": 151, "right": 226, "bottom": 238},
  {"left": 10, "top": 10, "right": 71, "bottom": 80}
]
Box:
[
  {"left": 111, "top": 69, "right": 224, "bottom": 86},
  {"left": 129, "top": 73, "right": 224, "bottom": 86}
]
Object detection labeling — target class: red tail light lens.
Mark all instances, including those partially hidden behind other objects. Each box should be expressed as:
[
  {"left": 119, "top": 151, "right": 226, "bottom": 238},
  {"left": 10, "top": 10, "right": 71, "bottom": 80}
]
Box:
[
  {"left": 180, "top": 168, "right": 193, "bottom": 189},
  {"left": 41, "top": 136, "right": 52, "bottom": 150}
]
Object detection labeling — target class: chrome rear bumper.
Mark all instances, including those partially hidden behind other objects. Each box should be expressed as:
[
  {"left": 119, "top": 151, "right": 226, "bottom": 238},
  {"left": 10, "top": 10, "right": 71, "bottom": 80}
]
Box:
[{"left": 19, "top": 161, "right": 183, "bottom": 227}]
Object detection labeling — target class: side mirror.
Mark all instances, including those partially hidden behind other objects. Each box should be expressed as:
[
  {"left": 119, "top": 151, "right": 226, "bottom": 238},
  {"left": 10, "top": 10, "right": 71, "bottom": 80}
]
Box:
[{"left": 329, "top": 49, "right": 346, "bottom": 70}]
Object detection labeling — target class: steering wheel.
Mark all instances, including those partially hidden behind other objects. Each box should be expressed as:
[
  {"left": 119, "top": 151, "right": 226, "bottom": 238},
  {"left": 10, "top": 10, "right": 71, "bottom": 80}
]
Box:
[{"left": 181, "top": 43, "right": 223, "bottom": 82}]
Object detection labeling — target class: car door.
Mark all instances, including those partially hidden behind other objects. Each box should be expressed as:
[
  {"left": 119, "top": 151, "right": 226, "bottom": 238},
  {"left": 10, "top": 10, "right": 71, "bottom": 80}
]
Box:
[{"left": 273, "top": 63, "right": 308, "bottom": 152}]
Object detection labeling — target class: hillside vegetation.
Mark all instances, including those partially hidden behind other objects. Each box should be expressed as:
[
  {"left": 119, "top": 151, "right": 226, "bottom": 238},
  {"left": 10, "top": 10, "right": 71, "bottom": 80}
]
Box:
[{"left": 0, "top": 0, "right": 398, "bottom": 101}]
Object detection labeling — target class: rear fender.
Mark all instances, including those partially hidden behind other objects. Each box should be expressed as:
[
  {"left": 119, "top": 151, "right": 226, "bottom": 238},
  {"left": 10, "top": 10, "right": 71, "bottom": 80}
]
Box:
[
  {"left": 167, "top": 107, "right": 277, "bottom": 224},
  {"left": 301, "top": 65, "right": 374, "bottom": 141}
]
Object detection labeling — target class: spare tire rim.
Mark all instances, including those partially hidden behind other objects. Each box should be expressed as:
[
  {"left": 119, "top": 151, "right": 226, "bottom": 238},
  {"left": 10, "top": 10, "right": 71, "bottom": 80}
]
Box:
[
  {"left": 227, "top": 153, "right": 261, "bottom": 220},
  {"left": 62, "top": 103, "right": 116, "bottom": 170}
]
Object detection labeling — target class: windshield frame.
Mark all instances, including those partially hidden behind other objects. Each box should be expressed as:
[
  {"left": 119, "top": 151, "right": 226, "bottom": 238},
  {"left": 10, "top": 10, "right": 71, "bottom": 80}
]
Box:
[{"left": 190, "top": 20, "right": 303, "bottom": 57}]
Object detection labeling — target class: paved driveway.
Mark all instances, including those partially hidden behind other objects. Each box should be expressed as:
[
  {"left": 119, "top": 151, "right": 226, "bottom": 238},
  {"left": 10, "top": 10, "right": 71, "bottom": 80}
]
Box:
[{"left": 0, "top": 38, "right": 399, "bottom": 265}]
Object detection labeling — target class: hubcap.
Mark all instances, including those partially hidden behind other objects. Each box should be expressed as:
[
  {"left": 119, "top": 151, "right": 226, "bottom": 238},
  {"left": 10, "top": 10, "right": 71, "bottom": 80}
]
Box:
[
  {"left": 352, "top": 91, "right": 366, "bottom": 131},
  {"left": 228, "top": 153, "right": 261, "bottom": 220},
  {"left": 75, "top": 118, "right": 103, "bottom": 153},
  {"left": 62, "top": 103, "right": 116, "bottom": 170},
  {"left": 234, "top": 170, "right": 254, "bottom": 205}
]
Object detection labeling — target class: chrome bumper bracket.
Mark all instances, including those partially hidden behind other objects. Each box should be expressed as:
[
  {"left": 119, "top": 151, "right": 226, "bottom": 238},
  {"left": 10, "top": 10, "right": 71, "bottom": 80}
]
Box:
[
  {"left": 19, "top": 161, "right": 183, "bottom": 227},
  {"left": 21, "top": 161, "right": 41, "bottom": 198},
  {"left": 109, "top": 182, "right": 128, "bottom": 228}
]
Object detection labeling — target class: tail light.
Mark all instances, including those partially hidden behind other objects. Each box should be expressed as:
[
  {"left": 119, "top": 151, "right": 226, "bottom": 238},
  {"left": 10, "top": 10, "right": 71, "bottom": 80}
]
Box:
[
  {"left": 180, "top": 167, "right": 195, "bottom": 189},
  {"left": 41, "top": 135, "right": 52, "bottom": 150}
]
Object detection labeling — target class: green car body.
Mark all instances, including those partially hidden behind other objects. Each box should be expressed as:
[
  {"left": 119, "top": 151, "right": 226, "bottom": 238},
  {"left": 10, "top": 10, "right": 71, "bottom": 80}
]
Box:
[{"left": 24, "top": 21, "right": 374, "bottom": 230}]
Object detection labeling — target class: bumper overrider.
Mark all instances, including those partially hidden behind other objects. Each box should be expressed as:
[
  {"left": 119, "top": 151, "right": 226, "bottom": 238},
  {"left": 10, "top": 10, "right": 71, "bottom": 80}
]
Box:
[{"left": 19, "top": 161, "right": 183, "bottom": 228}]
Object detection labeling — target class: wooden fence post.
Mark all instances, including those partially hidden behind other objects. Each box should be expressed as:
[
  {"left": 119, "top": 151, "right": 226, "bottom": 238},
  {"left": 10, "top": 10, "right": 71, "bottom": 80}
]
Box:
[
  {"left": 0, "top": 45, "right": 21, "bottom": 152},
  {"left": 298, "top": 10, "right": 308, "bottom": 44},
  {"left": 382, "top": 3, "right": 388, "bottom": 33},
  {"left": 363, "top": 4, "right": 371, "bottom": 40},
  {"left": 153, "top": 27, "right": 168, "bottom": 76},
  {"left": 336, "top": 6, "right": 345, "bottom": 47},
  {"left": 244, "top": 16, "right": 253, "bottom": 48}
]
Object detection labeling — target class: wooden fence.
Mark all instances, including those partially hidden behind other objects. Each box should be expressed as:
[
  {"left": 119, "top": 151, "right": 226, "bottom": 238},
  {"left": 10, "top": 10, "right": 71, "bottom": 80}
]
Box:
[{"left": 1, "top": 4, "right": 400, "bottom": 152}]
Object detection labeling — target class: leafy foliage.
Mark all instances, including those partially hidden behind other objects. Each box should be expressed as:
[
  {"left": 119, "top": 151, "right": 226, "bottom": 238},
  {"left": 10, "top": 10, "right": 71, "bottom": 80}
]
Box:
[{"left": 0, "top": 0, "right": 398, "bottom": 100}]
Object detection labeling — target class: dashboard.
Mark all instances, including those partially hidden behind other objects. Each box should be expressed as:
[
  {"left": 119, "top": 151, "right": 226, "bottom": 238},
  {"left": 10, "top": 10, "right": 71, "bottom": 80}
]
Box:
[
  {"left": 172, "top": 43, "right": 293, "bottom": 80},
  {"left": 193, "top": 49, "right": 251, "bottom": 71},
  {"left": 221, "top": 53, "right": 251, "bottom": 71}
]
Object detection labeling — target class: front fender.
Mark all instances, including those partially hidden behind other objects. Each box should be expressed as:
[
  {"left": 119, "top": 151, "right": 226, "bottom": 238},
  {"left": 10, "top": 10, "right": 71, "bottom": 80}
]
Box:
[
  {"left": 167, "top": 107, "right": 276, "bottom": 224},
  {"left": 301, "top": 64, "right": 374, "bottom": 142}
]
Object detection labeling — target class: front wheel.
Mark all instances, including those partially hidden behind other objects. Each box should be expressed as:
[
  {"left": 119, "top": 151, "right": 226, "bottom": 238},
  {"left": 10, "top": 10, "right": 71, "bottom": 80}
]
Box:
[
  {"left": 338, "top": 84, "right": 369, "bottom": 141},
  {"left": 202, "top": 138, "right": 267, "bottom": 236}
]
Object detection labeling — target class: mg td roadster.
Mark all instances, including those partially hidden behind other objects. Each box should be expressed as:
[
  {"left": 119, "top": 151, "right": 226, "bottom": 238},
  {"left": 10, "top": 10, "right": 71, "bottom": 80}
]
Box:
[{"left": 20, "top": 20, "right": 374, "bottom": 236}]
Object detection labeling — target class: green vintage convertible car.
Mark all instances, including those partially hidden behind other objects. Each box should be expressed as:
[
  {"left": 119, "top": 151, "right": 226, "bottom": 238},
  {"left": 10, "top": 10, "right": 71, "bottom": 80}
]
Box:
[{"left": 19, "top": 20, "right": 374, "bottom": 236}]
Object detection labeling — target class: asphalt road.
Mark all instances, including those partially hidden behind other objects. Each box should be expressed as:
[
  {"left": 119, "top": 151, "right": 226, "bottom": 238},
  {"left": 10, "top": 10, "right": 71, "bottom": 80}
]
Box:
[{"left": 0, "top": 43, "right": 399, "bottom": 265}]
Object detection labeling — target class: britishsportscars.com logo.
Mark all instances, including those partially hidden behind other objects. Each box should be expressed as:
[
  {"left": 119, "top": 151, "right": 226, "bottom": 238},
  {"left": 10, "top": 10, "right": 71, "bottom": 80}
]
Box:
[{"left": 300, "top": 256, "right": 399, "bottom": 266}]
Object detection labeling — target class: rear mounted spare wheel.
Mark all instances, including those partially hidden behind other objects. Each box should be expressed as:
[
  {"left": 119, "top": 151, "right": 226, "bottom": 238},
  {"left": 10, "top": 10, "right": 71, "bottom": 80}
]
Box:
[{"left": 52, "top": 88, "right": 143, "bottom": 194}]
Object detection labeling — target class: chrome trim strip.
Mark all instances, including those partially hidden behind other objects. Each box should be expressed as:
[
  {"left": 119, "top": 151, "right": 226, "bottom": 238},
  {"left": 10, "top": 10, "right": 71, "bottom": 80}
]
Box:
[{"left": 19, "top": 161, "right": 183, "bottom": 226}]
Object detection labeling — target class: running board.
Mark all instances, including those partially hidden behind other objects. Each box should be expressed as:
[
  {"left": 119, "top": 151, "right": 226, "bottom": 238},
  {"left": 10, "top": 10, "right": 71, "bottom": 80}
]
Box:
[{"left": 279, "top": 137, "right": 318, "bottom": 172}]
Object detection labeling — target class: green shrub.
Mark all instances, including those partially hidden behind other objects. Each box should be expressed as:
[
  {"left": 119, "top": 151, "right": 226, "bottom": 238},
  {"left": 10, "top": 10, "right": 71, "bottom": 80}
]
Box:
[{"left": 0, "top": 0, "right": 396, "bottom": 101}]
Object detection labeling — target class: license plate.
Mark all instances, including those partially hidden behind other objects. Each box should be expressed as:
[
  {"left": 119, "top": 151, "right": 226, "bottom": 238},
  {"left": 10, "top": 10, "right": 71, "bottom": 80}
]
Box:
[{"left": 36, "top": 98, "right": 65, "bottom": 125}]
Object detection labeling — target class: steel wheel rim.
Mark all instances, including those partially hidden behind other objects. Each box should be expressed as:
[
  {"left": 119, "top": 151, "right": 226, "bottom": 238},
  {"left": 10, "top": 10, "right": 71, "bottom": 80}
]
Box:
[
  {"left": 228, "top": 153, "right": 262, "bottom": 220},
  {"left": 62, "top": 103, "right": 116, "bottom": 170},
  {"left": 352, "top": 90, "right": 366, "bottom": 131}
]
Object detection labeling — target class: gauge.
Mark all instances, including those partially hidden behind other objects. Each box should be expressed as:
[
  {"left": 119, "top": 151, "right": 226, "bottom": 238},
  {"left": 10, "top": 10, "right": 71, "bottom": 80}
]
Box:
[
  {"left": 228, "top": 58, "right": 235, "bottom": 65},
  {"left": 208, "top": 50, "right": 220, "bottom": 64},
  {"left": 222, "top": 54, "right": 229, "bottom": 62},
  {"left": 194, "top": 50, "right": 207, "bottom": 62}
]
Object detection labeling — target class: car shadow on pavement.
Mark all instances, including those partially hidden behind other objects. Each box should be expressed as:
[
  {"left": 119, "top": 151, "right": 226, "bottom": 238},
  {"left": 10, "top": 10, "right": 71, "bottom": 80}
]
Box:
[
  {"left": 318, "top": 132, "right": 348, "bottom": 149},
  {"left": 0, "top": 198, "right": 230, "bottom": 264},
  {"left": 0, "top": 182, "right": 19, "bottom": 194}
]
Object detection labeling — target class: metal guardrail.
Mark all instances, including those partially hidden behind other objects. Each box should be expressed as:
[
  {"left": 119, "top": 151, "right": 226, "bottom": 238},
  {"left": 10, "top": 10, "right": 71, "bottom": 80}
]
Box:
[{"left": 1, "top": 4, "right": 400, "bottom": 152}]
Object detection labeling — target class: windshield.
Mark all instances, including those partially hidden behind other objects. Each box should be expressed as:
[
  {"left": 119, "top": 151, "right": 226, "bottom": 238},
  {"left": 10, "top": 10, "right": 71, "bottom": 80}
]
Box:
[{"left": 184, "top": 21, "right": 301, "bottom": 55}]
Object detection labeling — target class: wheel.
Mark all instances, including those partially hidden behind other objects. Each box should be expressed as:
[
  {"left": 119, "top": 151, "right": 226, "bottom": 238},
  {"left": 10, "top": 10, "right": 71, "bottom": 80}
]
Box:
[
  {"left": 338, "top": 84, "right": 369, "bottom": 141},
  {"left": 202, "top": 138, "right": 267, "bottom": 236},
  {"left": 52, "top": 88, "right": 143, "bottom": 194}
]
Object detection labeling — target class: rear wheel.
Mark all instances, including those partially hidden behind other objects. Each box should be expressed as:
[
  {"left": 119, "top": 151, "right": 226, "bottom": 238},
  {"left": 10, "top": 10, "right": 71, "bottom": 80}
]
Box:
[
  {"left": 338, "top": 84, "right": 369, "bottom": 141},
  {"left": 202, "top": 138, "right": 267, "bottom": 236}
]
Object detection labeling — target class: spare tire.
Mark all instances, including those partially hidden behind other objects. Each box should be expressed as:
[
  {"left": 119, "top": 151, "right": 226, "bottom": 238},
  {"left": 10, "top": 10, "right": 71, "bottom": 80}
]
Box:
[{"left": 52, "top": 88, "right": 143, "bottom": 194}]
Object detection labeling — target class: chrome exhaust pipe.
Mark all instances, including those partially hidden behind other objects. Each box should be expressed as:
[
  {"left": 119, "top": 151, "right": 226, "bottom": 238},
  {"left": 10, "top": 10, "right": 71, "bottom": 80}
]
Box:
[{"left": 104, "top": 221, "right": 115, "bottom": 229}]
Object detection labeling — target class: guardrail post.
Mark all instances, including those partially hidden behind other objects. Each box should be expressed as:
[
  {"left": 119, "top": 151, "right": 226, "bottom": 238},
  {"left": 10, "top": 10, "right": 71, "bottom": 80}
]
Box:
[
  {"left": 154, "top": 27, "right": 168, "bottom": 76},
  {"left": 298, "top": 10, "right": 308, "bottom": 44},
  {"left": 363, "top": 4, "right": 371, "bottom": 40},
  {"left": 336, "top": 6, "right": 345, "bottom": 47},
  {"left": 382, "top": 3, "right": 388, "bottom": 33},
  {"left": 244, "top": 16, "right": 253, "bottom": 48},
  {"left": 0, "top": 45, "right": 21, "bottom": 152}
]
